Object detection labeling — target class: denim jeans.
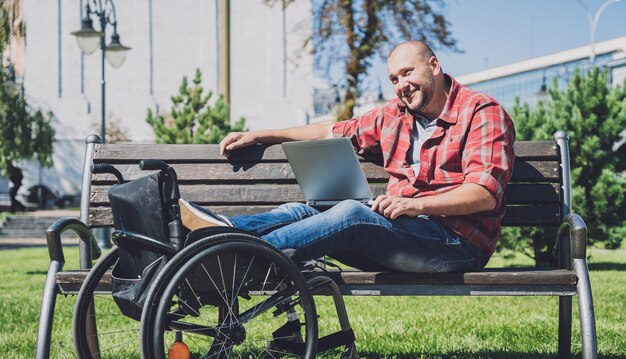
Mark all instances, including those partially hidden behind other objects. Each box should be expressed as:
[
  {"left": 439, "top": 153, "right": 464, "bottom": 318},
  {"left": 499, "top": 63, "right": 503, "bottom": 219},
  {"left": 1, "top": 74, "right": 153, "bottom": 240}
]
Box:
[{"left": 228, "top": 200, "right": 485, "bottom": 273}]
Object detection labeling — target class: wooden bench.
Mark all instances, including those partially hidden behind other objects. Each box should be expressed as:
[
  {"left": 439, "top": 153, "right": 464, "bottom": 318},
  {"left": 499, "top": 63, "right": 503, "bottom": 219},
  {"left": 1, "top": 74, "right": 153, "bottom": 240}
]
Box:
[{"left": 37, "top": 132, "right": 597, "bottom": 358}]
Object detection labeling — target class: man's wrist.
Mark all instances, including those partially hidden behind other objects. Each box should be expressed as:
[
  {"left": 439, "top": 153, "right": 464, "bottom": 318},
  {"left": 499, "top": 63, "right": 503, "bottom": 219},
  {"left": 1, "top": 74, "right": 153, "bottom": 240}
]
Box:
[
  {"left": 411, "top": 197, "right": 426, "bottom": 215},
  {"left": 253, "top": 130, "right": 276, "bottom": 144}
]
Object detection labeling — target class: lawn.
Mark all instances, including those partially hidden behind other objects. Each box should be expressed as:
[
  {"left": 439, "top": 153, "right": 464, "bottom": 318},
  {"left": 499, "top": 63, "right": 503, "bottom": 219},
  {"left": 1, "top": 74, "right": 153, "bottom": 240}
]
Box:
[{"left": 0, "top": 245, "right": 624, "bottom": 358}]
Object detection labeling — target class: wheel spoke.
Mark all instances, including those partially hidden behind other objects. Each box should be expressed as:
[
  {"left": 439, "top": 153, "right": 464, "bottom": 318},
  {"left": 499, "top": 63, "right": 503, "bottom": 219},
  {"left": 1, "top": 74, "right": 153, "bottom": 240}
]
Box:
[
  {"left": 230, "top": 253, "right": 238, "bottom": 315},
  {"left": 201, "top": 262, "right": 238, "bottom": 320},
  {"left": 238, "top": 285, "right": 298, "bottom": 324},
  {"left": 234, "top": 254, "right": 256, "bottom": 302}
]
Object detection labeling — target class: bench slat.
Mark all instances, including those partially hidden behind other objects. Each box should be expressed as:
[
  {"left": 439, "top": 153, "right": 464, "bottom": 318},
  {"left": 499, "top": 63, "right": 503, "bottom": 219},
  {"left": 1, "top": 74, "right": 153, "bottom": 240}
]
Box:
[
  {"left": 90, "top": 204, "right": 562, "bottom": 227},
  {"left": 91, "top": 163, "right": 389, "bottom": 183},
  {"left": 510, "top": 161, "right": 560, "bottom": 182},
  {"left": 90, "top": 183, "right": 559, "bottom": 205},
  {"left": 513, "top": 141, "right": 558, "bottom": 160},
  {"left": 320, "top": 268, "right": 576, "bottom": 286},
  {"left": 90, "top": 184, "right": 386, "bottom": 204},
  {"left": 94, "top": 141, "right": 558, "bottom": 162},
  {"left": 505, "top": 183, "right": 560, "bottom": 204},
  {"left": 313, "top": 284, "right": 577, "bottom": 296},
  {"left": 90, "top": 160, "right": 559, "bottom": 184},
  {"left": 89, "top": 205, "right": 280, "bottom": 226},
  {"left": 501, "top": 205, "right": 561, "bottom": 226},
  {"left": 94, "top": 143, "right": 286, "bottom": 162}
]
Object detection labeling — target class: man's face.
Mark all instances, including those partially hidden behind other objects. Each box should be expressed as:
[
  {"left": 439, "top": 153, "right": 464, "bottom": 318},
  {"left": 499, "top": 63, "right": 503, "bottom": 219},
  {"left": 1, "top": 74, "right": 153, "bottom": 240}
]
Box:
[{"left": 387, "top": 47, "right": 437, "bottom": 114}]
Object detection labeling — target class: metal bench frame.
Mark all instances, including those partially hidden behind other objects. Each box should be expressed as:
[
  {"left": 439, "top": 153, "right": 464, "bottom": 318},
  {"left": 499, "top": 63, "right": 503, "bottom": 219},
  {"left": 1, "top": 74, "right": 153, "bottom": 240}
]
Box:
[{"left": 36, "top": 131, "right": 597, "bottom": 359}]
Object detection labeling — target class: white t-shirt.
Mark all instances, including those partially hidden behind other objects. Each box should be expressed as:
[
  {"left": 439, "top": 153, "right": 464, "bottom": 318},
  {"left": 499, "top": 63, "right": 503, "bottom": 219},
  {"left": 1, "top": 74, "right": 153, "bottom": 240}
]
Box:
[{"left": 407, "top": 114, "right": 437, "bottom": 175}]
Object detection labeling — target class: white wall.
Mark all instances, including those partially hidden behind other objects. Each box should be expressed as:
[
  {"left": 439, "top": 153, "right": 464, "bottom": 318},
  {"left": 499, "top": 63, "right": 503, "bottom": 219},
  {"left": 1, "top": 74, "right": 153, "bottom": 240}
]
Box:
[{"left": 20, "top": 0, "right": 313, "bottom": 194}]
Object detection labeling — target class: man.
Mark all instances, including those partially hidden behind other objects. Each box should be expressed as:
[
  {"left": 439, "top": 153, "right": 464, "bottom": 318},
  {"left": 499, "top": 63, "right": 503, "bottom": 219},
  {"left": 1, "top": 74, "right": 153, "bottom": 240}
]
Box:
[
  {"left": 7, "top": 162, "right": 24, "bottom": 213},
  {"left": 182, "top": 41, "right": 515, "bottom": 272}
]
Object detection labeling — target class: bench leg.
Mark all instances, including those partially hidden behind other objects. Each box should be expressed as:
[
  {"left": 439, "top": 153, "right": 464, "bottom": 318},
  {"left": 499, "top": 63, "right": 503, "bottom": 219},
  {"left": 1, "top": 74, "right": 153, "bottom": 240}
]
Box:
[
  {"left": 558, "top": 296, "right": 572, "bottom": 359},
  {"left": 36, "top": 260, "right": 63, "bottom": 359},
  {"left": 574, "top": 258, "right": 598, "bottom": 359}
]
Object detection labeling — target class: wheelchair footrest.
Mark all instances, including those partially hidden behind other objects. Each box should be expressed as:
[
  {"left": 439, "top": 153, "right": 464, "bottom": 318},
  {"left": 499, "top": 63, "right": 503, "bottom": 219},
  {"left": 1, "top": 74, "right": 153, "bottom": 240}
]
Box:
[
  {"left": 272, "top": 320, "right": 355, "bottom": 354},
  {"left": 317, "top": 330, "right": 356, "bottom": 352}
]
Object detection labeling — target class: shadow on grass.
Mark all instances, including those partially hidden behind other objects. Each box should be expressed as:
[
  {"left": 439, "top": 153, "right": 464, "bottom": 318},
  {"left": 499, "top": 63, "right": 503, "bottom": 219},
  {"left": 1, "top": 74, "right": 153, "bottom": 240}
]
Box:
[
  {"left": 26, "top": 270, "right": 48, "bottom": 275},
  {"left": 587, "top": 261, "right": 626, "bottom": 271},
  {"left": 354, "top": 351, "right": 626, "bottom": 359}
]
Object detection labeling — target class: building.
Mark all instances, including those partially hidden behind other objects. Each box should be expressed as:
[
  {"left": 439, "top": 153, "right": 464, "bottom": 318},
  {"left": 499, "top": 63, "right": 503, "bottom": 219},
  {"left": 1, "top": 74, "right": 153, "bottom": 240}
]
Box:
[
  {"left": 456, "top": 36, "right": 626, "bottom": 110},
  {"left": 3, "top": 0, "right": 314, "bottom": 199}
]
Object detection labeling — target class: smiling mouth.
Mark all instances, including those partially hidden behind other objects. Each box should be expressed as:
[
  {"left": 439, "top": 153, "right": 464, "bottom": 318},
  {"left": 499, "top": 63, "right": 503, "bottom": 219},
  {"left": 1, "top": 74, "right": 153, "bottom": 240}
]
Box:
[{"left": 403, "top": 89, "right": 417, "bottom": 100}]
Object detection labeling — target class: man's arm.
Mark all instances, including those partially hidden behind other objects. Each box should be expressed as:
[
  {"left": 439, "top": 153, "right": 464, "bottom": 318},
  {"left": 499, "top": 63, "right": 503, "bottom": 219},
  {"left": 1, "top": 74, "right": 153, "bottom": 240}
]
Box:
[
  {"left": 372, "top": 183, "right": 496, "bottom": 220},
  {"left": 374, "top": 100, "right": 514, "bottom": 220},
  {"left": 219, "top": 123, "right": 333, "bottom": 157}
]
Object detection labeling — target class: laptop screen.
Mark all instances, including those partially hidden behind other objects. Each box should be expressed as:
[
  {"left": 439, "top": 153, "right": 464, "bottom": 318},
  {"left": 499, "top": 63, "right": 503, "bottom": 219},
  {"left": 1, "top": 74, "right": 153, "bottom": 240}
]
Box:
[{"left": 282, "top": 138, "right": 373, "bottom": 204}]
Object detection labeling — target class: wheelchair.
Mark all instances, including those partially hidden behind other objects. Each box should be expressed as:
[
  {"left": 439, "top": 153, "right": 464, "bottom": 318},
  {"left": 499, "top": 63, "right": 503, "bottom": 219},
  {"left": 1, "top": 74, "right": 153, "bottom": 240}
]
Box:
[{"left": 71, "top": 160, "right": 357, "bottom": 358}]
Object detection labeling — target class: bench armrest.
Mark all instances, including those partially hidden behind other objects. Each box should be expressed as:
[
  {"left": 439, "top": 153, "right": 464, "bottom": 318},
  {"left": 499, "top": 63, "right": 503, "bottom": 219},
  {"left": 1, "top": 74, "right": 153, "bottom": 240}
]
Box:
[
  {"left": 46, "top": 217, "right": 100, "bottom": 267},
  {"left": 556, "top": 212, "right": 588, "bottom": 269}
]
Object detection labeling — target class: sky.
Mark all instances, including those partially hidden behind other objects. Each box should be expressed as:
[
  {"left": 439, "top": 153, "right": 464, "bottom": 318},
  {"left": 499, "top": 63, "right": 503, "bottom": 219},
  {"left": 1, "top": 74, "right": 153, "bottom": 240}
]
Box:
[{"left": 369, "top": 0, "right": 626, "bottom": 95}]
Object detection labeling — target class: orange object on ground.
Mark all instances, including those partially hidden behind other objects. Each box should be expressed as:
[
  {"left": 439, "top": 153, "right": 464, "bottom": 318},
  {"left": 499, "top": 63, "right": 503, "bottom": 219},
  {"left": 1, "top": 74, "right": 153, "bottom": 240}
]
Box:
[{"left": 167, "top": 332, "right": 190, "bottom": 359}]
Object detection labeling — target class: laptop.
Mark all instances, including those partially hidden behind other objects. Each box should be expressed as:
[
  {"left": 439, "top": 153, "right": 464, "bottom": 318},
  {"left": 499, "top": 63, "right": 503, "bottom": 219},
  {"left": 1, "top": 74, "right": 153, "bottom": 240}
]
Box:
[{"left": 282, "top": 138, "right": 374, "bottom": 207}]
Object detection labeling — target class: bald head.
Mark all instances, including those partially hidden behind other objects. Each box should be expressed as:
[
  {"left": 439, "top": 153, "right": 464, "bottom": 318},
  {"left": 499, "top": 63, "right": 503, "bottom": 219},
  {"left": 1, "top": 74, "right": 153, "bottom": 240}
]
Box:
[
  {"left": 388, "top": 41, "right": 436, "bottom": 64},
  {"left": 386, "top": 40, "right": 448, "bottom": 119}
]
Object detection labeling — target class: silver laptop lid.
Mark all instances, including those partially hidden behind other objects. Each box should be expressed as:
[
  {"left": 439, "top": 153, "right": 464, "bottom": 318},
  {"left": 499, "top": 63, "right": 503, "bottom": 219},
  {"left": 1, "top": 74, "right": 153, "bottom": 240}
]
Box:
[{"left": 282, "top": 138, "right": 373, "bottom": 204}]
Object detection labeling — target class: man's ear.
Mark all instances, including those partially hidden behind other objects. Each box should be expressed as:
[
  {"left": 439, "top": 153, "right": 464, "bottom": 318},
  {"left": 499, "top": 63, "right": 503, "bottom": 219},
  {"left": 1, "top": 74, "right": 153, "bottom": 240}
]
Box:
[{"left": 429, "top": 56, "right": 442, "bottom": 75}]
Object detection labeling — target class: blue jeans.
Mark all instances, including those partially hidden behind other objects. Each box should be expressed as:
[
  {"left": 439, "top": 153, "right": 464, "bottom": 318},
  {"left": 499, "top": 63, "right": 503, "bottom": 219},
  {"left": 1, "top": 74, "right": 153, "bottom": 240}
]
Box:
[{"left": 228, "top": 200, "right": 485, "bottom": 273}]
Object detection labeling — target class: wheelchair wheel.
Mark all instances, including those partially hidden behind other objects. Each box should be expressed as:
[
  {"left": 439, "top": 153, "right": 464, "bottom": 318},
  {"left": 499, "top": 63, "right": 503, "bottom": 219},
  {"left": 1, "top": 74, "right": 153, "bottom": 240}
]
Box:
[
  {"left": 73, "top": 247, "right": 141, "bottom": 358},
  {"left": 141, "top": 232, "right": 318, "bottom": 358}
]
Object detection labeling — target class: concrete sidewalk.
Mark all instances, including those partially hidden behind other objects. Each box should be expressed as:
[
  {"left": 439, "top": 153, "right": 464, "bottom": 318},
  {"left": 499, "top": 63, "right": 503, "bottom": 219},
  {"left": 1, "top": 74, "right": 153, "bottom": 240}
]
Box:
[
  {"left": 0, "top": 236, "right": 80, "bottom": 249},
  {"left": 16, "top": 209, "right": 80, "bottom": 218}
]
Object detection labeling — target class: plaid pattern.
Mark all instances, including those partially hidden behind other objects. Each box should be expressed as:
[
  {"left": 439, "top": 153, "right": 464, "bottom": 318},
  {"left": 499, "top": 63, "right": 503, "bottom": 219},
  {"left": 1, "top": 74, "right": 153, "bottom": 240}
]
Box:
[{"left": 332, "top": 75, "right": 516, "bottom": 257}]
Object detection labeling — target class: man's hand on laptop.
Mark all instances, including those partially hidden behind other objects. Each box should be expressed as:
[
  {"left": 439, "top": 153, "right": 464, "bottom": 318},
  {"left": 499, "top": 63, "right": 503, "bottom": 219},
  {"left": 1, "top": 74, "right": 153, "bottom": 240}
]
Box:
[
  {"left": 220, "top": 132, "right": 259, "bottom": 157},
  {"left": 372, "top": 195, "right": 422, "bottom": 220}
]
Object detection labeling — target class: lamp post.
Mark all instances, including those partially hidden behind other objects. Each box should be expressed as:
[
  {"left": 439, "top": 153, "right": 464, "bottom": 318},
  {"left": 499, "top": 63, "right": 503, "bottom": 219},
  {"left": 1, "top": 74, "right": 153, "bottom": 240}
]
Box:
[
  {"left": 72, "top": 0, "right": 129, "bottom": 248},
  {"left": 577, "top": 0, "right": 621, "bottom": 64},
  {"left": 71, "top": 0, "right": 130, "bottom": 144}
]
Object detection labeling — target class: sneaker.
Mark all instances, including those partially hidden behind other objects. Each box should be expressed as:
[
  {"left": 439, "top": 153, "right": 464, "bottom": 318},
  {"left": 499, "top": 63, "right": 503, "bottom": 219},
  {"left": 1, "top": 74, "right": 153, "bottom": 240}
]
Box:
[{"left": 178, "top": 198, "right": 233, "bottom": 230}]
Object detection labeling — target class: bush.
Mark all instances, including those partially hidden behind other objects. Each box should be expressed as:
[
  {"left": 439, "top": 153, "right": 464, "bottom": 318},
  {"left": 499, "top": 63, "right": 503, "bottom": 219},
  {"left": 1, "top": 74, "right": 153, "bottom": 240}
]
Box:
[
  {"left": 146, "top": 69, "right": 246, "bottom": 144},
  {"left": 502, "top": 68, "right": 626, "bottom": 266}
]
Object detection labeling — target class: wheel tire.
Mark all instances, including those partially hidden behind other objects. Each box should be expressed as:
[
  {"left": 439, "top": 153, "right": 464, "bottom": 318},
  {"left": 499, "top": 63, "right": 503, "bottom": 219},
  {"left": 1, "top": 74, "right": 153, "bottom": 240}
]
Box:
[
  {"left": 140, "top": 233, "right": 318, "bottom": 358},
  {"left": 73, "top": 247, "right": 142, "bottom": 358}
]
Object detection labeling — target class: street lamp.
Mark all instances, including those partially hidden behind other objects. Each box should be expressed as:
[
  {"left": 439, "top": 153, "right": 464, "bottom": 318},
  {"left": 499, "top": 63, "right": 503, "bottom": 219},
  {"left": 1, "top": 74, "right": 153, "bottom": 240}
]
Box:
[
  {"left": 71, "top": 0, "right": 130, "bottom": 144},
  {"left": 576, "top": 0, "right": 622, "bottom": 64},
  {"left": 537, "top": 65, "right": 570, "bottom": 102}
]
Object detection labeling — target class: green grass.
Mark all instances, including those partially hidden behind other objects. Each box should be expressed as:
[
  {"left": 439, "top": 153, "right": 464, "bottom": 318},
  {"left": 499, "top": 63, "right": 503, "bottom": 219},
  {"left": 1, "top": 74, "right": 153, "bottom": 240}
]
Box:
[{"left": 0, "top": 246, "right": 625, "bottom": 358}]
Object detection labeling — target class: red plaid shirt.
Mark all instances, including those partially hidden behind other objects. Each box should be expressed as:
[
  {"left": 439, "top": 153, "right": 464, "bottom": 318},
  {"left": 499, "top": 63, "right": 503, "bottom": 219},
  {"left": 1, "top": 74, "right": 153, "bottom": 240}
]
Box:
[{"left": 332, "top": 75, "right": 515, "bottom": 257}]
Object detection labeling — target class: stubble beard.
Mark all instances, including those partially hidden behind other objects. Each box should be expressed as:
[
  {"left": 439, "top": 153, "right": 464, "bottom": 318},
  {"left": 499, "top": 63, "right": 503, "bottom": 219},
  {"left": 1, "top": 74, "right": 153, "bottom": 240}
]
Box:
[{"left": 403, "top": 72, "right": 435, "bottom": 115}]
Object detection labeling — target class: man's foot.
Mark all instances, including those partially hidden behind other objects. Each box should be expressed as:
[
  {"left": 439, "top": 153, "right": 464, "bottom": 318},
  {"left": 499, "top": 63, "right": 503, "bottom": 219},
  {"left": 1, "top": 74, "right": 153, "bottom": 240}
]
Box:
[{"left": 179, "top": 198, "right": 233, "bottom": 231}]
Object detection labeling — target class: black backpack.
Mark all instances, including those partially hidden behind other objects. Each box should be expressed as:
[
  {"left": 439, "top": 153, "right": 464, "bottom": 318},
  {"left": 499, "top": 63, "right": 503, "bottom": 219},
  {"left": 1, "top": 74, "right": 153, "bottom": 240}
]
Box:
[{"left": 107, "top": 172, "right": 180, "bottom": 320}]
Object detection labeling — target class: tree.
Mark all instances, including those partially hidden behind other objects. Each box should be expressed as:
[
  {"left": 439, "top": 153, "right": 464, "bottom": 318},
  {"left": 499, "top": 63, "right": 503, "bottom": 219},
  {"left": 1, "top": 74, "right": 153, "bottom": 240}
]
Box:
[
  {"left": 146, "top": 69, "right": 246, "bottom": 144},
  {"left": 269, "top": 0, "right": 458, "bottom": 122},
  {"left": 0, "top": 1, "right": 55, "bottom": 175},
  {"left": 504, "top": 68, "right": 626, "bottom": 266}
]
